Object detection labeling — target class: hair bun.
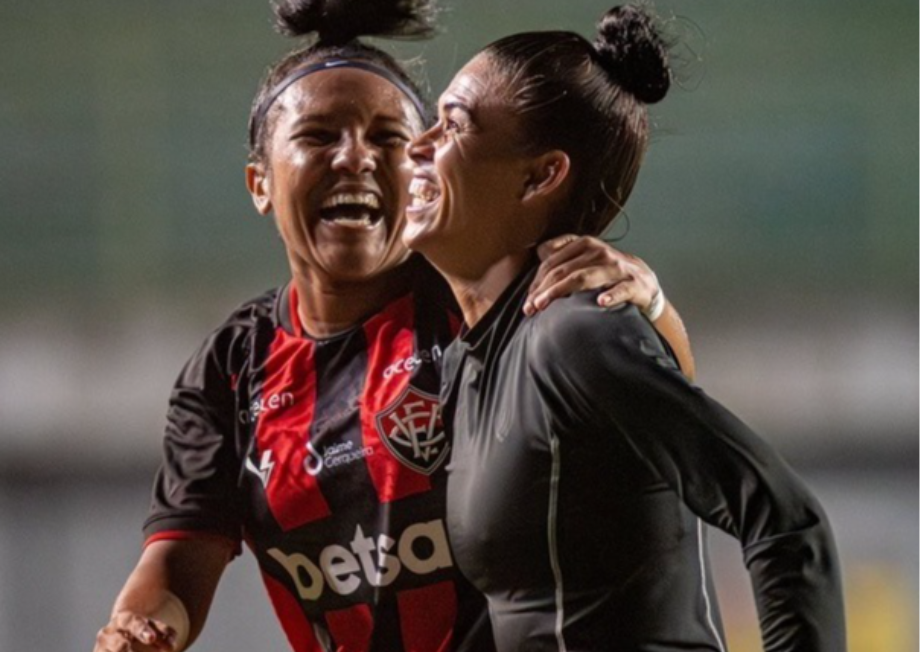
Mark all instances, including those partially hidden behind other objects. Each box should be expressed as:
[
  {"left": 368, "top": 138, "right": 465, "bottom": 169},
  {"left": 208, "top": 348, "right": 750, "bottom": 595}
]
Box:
[
  {"left": 594, "top": 5, "right": 670, "bottom": 104},
  {"left": 274, "top": 0, "right": 437, "bottom": 44}
]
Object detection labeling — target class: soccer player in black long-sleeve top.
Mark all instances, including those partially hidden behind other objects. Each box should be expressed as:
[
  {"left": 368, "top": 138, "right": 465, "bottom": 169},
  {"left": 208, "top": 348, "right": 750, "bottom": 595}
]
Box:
[
  {"left": 405, "top": 5, "right": 846, "bottom": 651},
  {"left": 442, "top": 264, "right": 843, "bottom": 651}
]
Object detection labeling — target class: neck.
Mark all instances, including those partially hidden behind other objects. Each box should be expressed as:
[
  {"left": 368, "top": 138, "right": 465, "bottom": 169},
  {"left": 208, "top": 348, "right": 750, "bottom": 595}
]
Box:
[
  {"left": 291, "top": 263, "right": 414, "bottom": 337},
  {"left": 441, "top": 251, "right": 531, "bottom": 328}
]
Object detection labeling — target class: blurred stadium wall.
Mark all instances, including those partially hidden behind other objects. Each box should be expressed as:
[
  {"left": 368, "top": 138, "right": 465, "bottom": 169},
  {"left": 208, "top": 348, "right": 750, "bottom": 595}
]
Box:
[{"left": 0, "top": 1, "right": 916, "bottom": 650}]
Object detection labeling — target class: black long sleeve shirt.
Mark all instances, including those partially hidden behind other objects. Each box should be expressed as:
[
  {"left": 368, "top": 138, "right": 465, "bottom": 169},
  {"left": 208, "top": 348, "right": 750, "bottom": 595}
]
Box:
[{"left": 442, "top": 262, "right": 846, "bottom": 652}]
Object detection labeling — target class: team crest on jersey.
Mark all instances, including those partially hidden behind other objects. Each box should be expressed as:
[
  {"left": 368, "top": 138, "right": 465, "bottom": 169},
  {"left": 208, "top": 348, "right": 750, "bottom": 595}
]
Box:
[{"left": 375, "top": 387, "right": 449, "bottom": 475}]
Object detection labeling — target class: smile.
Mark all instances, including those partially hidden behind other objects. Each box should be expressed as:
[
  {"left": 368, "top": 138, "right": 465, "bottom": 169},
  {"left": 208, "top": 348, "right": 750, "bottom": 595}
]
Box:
[
  {"left": 408, "top": 177, "right": 440, "bottom": 209},
  {"left": 320, "top": 191, "right": 384, "bottom": 228}
]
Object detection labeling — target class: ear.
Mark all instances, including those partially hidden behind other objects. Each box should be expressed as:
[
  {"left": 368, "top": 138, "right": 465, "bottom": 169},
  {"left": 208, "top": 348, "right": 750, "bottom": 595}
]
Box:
[
  {"left": 522, "top": 150, "right": 571, "bottom": 205},
  {"left": 245, "top": 162, "right": 273, "bottom": 215}
]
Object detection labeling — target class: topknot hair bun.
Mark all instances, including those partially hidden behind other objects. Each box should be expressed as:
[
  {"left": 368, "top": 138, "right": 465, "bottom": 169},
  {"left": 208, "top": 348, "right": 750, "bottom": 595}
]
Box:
[
  {"left": 594, "top": 5, "right": 670, "bottom": 104},
  {"left": 274, "top": 0, "right": 437, "bottom": 44}
]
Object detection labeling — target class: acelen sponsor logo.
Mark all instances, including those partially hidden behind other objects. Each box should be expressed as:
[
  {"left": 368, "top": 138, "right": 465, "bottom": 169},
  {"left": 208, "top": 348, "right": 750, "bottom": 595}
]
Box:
[
  {"left": 239, "top": 391, "right": 295, "bottom": 424},
  {"left": 383, "top": 344, "right": 443, "bottom": 379},
  {"left": 268, "top": 519, "right": 452, "bottom": 601}
]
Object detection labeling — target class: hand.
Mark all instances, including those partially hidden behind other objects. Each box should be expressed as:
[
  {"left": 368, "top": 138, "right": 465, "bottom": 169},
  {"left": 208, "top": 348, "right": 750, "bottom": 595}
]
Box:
[
  {"left": 526, "top": 235, "right": 660, "bottom": 315},
  {"left": 94, "top": 611, "right": 178, "bottom": 652}
]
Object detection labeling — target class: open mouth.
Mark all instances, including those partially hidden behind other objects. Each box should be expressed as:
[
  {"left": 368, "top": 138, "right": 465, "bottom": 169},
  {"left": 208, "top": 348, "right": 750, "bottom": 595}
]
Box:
[
  {"left": 319, "top": 192, "right": 384, "bottom": 228},
  {"left": 409, "top": 177, "right": 440, "bottom": 210}
]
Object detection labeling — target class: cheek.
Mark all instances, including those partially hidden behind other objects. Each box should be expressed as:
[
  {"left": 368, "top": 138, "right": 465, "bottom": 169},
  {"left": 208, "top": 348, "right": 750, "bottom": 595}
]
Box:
[
  {"left": 389, "top": 153, "right": 413, "bottom": 200},
  {"left": 281, "top": 157, "right": 325, "bottom": 206}
]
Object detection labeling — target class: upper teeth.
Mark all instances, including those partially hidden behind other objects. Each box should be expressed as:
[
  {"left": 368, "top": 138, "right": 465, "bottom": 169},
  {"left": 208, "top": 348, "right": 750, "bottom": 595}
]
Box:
[
  {"left": 322, "top": 192, "right": 380, "bottom": 209},
  {"left": 409, "top": 178, "right": 438, "bottom": 203}
]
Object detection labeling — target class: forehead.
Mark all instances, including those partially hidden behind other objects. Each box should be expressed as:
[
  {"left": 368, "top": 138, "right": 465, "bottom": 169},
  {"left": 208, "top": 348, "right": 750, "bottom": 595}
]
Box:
[
  {"left": 440, "top": 54, "right": 508, "bottom": 107},
  {"left": 276, "top": 67, "right": 417, "bottom": 126}
]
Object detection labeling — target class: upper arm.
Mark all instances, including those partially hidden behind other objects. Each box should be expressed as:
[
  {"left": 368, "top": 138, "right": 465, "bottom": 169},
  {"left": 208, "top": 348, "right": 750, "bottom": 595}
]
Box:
[
  {"left": 650, "top": 300, "right": 695, "bottom": 381},
  {"left": 145, "top": 327, "right": 245, "bottom": 546},
  {"left": 536, "top": 302, "right": 822, "bottom": 544},
  {"left": 534, "top": 302, "right": 844, "bottom": 650}
]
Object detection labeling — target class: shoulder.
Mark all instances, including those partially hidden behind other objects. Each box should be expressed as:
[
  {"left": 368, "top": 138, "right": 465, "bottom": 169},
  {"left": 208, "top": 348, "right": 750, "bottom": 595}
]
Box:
[
  {"left": 223, "top": 286, "right": 280, "bottom": 329},
  {"left": 525, "top": 291, "right": 677, "bottom": 379},
  {"left": 206, "top": 287, "right": 278, "bottom": 344},
  {"left": 526, "top": 291, "right": 654, "bottom": 353},
  {"left": 184, "top": 287, "right": 282, "bottom": 377}
]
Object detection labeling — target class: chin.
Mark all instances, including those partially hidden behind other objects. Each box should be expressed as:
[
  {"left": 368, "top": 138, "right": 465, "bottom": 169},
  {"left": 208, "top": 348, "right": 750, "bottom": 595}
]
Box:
[
  {"left": 401, "top": 213, "right": 443, "bottom": 255},
  {"left": 319, "top": 249, "right": 405, "bottom": 284},
  {"left": 400, "top": 221, "right": 425, "bottom": 252}
]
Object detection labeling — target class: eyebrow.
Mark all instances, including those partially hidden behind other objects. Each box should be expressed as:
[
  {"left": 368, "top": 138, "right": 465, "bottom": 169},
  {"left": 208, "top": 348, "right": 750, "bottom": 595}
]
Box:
[
  {"left": 441, "top": 100, "right": 473, "bottom": 118},
  {"left": 289, "top": 113, "right": 412, "bottom": 129},
  {"left": 290, "top": 114, "right": 334, "bottom": 127}
]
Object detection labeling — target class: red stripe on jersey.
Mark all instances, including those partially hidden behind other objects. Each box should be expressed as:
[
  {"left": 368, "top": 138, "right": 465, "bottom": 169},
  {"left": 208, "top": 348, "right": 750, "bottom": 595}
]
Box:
[
  {"left": 361, "top": 294, "right": 432, "bottom": 503},
  {"left": 397, "top": 580, "right": 457, "bottom": 652},
  {"left": 325, "top": 602, "right": 374, "bottom": 652},
  {"left": 143, "top": 530, "right": 241, "bottom": 556},
  {"left": 447, "top": 310, "right": 463, "bottom": 338},
  {"left": 255, "top": 327, "right": 331, "bottom": 530},
  {"left": 262, "top": 572, "right": 322, "bottom": 652}
]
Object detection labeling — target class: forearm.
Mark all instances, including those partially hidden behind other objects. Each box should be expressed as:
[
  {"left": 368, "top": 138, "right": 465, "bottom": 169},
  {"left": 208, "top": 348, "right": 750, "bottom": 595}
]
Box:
[
  {"left": 650, "top": 300, "right": 695, "bottom": 381},
  {"left": 110, "top": 539, "right": 231, "bottom": 650},
  {"left": 744, "top": 520, "right": 846, "bottom": 652}
]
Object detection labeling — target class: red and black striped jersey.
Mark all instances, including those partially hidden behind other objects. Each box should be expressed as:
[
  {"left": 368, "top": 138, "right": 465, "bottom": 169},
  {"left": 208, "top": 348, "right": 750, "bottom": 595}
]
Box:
[{"left": 143, "top": 262, "right": 494, "bottom": 652}]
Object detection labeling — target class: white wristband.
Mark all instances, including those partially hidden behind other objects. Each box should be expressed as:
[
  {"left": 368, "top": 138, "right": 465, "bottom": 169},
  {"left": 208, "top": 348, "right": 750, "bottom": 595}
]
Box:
[
  {"left": 643, "top": 288, "right": 667, "bottom": 322},
  {"left": 152, "top": 590, "right": 191, "bottom": 651}
]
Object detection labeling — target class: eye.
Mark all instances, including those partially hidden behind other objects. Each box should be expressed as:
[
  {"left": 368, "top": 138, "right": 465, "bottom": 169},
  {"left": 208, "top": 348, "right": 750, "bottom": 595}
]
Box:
[
  {"left": 293, "top": 129, "right": 337, "bottom": 146},
  {"left": 440, "top": 108, "right": 471, "bottom": 136},
  {"left": 372, "top": 130, "right": 411, "bottom": 148}
]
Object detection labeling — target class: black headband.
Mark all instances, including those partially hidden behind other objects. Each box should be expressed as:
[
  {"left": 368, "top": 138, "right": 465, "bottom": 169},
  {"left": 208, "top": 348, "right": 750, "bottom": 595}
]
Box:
[{"left": 250, "top": 58, "right": 427, "bottom": 148}]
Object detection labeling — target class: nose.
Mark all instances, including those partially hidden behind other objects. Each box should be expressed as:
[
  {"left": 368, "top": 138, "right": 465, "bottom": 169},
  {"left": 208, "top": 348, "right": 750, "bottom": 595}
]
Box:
[
  {"left": 407, "top": 124, "right": 438, "bottom": 165},
  {"left": 331, "top": 133, "right": 375, "bottom": 175}
]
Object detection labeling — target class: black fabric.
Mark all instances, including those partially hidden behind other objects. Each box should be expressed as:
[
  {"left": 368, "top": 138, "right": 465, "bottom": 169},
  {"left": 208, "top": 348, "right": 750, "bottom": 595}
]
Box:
[{"left": 443, "top": 261, "right": 845, "bottom": 652}]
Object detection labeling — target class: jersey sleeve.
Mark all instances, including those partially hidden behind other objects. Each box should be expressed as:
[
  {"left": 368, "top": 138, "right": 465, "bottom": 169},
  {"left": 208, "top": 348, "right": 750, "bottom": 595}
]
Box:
[
  {"left": 142, "top": 324, "right": 245, "bottom": 554},
  {"left": 531, "top": 299, "right": 846, "bottom": 652}
]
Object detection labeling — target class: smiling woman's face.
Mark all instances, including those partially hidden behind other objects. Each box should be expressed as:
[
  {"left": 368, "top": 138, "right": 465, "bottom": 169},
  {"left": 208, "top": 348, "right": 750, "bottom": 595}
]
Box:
[
  {"left": 403, "top": 54, "right": 547, "bottom": 276},
  {"left": 247, "top": 67, "right": 422, "bottom": 285}
]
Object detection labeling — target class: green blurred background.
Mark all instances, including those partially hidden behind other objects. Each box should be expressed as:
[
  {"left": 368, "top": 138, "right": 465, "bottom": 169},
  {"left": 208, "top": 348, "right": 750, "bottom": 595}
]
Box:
[{"left": 0, "top": 1, "right": 916, "bottom": 650}]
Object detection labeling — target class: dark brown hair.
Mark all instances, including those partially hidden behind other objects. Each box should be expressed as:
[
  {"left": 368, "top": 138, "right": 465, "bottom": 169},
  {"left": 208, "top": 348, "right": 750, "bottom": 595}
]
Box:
[{"left": 482, "top": 4, "right": 671, "bottom": 239}]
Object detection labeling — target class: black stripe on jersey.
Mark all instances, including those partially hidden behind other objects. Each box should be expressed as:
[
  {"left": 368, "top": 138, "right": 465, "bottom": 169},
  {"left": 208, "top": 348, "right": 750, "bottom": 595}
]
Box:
[
  {"left": 369, "top": 596, "right": 405, "bottom": 652},
  {"left": 310, "top": 329, "right": 379, "bottom": 517}
]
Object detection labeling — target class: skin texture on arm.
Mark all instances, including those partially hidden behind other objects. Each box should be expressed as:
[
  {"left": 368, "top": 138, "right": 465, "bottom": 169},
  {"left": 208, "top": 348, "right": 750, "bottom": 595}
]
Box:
[
  {"left": 527, "top": 234, "right": 696, "bottom": 380},
  {"left": 647, "top": 299, "right": 695, "bottom": 380},
  {"left": 94, "top": 539, "right": 232, "bottom": 652}
]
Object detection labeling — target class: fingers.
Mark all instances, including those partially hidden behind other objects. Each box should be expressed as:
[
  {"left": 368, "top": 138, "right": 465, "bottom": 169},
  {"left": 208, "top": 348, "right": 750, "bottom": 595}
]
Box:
[
  {"left": 526, "top": 268, "right": 601, "bottom": 315},
  {"left": 596, "top": 283, "right": 636, "bottom": 309},
  {"left": 527, "top": 234, "right": 664, "bottom": 315},
  {"left": 95, "top": 613, "right": 176, "bottom": 652},
  {"left": 531, "top": 236, "right": 615, "bottom": 298},
  {"left": 531, "top": 236, "right": 594, "bottom": 294},
  {"left": 528, "top": 237, "right": 628, "bottom": 314}
]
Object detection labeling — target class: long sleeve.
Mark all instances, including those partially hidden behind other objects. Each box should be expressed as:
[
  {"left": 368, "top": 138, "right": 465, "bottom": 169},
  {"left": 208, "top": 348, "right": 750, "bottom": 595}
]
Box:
[{"left": 533, "top": 300, "right": 846, "bottom": 652}]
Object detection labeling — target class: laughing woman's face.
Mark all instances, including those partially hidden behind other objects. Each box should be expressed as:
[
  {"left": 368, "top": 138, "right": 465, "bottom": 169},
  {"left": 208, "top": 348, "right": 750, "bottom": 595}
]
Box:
[
  {"left": 247, "top": 68, "right": 422, "bottom": 285},
  {"left": 403, "top": 54, "right": 553, "bottom": 278}
]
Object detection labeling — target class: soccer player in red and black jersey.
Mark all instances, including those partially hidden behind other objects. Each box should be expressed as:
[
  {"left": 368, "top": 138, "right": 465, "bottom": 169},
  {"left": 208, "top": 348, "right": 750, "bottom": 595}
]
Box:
[{"left": 92, "top": 2, "right": 696, "bottom": 651}]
